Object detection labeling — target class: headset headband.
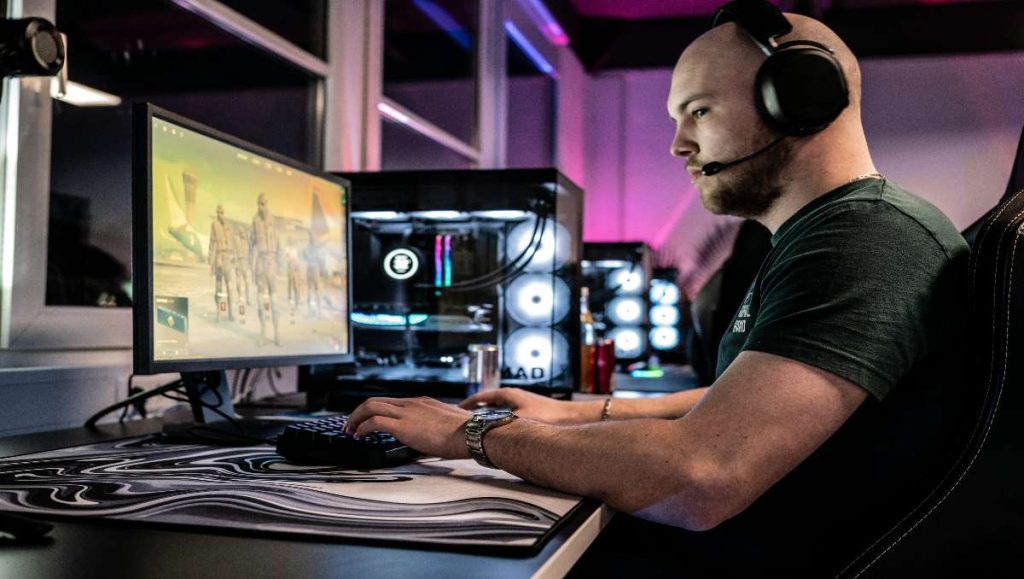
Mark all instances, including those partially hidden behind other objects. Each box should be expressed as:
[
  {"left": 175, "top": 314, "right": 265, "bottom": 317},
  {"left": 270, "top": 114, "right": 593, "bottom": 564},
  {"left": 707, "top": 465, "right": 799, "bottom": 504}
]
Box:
[{"left": 712, "top": 0, "right": 792, "bottom": 55}]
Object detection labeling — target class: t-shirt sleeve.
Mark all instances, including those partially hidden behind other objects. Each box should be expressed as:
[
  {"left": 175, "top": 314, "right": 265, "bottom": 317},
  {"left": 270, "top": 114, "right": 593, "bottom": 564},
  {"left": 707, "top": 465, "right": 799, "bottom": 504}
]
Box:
[{"left": 741, "top": 203, "right": 963, "bottom": 400}]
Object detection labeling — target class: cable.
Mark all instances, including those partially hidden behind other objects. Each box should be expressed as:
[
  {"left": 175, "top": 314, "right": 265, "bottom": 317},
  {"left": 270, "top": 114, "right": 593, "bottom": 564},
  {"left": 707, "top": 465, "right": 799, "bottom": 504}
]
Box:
[
  {"left": 413, "top": 205, "right": 551, "bottom": 291},
  {"left": 85, "top": 379, "right": 185, "bottom": 429},
  {"left": 88, "top": 373, "right": 275, "bottom": 445},
  {"left": 431, "top": 215, "right": 550, "bottom": 293},
  {"left": 118, "top": 375, "right": 136, "bottom": 423},
  {"left": 176, "top": 383, "right": 276, "bottom": 445},
  {"left": 159, "top": 391, "right": 190, "bottom": 403},
  {"left": 442, "top": 216, "right": 548, "bottom": 291},
  {"left": 413, "top": 212, "right": 542, "bottom": 290}
]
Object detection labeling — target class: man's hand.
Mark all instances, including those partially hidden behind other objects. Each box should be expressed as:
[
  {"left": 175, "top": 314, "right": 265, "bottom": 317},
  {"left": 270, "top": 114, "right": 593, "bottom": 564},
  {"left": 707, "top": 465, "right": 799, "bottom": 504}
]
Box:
[
  {"left": 460, "top": 388, "right": 602, "bottom": 424},
  {"left": 346, "top": 397, "right": 472, "bottom": 460}
]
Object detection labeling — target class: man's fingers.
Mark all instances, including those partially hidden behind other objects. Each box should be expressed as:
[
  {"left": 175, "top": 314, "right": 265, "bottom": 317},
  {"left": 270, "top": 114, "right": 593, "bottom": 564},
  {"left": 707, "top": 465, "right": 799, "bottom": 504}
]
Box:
[
  {"left": 354, "top": 415, "right": 401, "bottom": 438},
  {"left": 346, "top": 398, "right": 405, "bottom": 432}
]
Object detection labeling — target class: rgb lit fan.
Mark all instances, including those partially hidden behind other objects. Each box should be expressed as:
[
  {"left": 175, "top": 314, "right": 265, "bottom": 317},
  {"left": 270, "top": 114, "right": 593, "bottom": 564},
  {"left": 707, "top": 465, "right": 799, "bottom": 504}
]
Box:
[
  {"left": 506, "top": 274, "right": 570, "bottom": 326},
  {"left": 650, "top": 326, "right": 680, "bottom": 350},
  {"left": 606, "top": 296, "right": 644, "bottom": 325},
  {"left": 504, "top": 327, "right": 569, "bottom": 381},
  {"left": 650, "top": 305, "right": 680, "bottom": 327},
  {"left": 608, "top": 326, "right": 645, "bottom": 359},
  {"left": 506, "top": 218, "right": 571, "bottom": 272},
  {"left": 609, "top": 267, "right": 645, "bottom": 294},
  {"left": 650, "top": 279, "right": 680, "bottom": 305}
]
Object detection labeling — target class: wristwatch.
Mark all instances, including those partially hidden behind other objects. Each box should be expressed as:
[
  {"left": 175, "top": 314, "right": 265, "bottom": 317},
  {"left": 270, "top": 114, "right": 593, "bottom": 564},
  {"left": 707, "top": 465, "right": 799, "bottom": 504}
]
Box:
[{"left": 464, "top": 409, "right": 518, "bottom": 469}]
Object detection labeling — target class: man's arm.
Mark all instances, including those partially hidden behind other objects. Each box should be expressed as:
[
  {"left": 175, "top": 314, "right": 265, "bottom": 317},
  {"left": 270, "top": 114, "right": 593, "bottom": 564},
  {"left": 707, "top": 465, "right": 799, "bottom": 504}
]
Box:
[
  {"left": 348, "top": 350, "right": 867, "bottom": 532},
  {"left": 485, "top": 350, "right": 868, "bottom": 530},
  {"left": 459, "top": 386, "right": 710, "bottom": 423}
]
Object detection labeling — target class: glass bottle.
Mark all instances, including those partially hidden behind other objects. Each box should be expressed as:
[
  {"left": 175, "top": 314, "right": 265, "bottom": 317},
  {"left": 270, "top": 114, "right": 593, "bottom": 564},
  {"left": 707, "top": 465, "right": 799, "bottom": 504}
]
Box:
[{"left": 579, "top": 286, "right": 596, "bottom": 393}]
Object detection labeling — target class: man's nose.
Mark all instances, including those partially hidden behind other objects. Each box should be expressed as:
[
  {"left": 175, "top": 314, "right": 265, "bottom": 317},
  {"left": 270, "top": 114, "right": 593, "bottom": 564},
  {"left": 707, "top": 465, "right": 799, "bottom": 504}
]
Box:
[
  {"left": 670, "top": 144, "right": 692, "bottom": 158},
  {"left": 670, "top": 129, "right": 695, "bottom": 158}
]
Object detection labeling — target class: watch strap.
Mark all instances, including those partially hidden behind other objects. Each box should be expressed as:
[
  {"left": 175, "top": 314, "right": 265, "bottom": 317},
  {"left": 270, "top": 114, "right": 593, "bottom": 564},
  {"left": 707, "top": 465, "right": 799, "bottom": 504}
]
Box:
[{"left": 465, "top": 411, "right": 517, "bottom": 469}]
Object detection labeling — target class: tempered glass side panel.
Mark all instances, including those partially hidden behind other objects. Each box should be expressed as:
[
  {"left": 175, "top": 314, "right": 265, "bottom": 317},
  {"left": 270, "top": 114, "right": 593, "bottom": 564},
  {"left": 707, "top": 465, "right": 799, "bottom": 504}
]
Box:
[{"left": 341, "top": 170, "right": 583, "bottom": 395}]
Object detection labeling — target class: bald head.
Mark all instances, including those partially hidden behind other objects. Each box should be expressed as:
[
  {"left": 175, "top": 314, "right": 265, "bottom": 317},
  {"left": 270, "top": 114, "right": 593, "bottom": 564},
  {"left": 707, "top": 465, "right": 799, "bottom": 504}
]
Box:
[
  {"left": 671, "top": 13, "right": 861, "bottom": 118},
  {"left": 667, "top": 11, "right": 876, "bottom": 228},
  {"left": 778, "top": 13, "right": 861, "bottom": 106}
]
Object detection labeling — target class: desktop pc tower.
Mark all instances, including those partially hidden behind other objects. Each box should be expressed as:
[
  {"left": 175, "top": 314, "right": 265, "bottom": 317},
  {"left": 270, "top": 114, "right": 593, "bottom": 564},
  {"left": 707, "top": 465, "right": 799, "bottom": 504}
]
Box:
[
  {"left": 649, "top": 266, "right": 688, "bottom": 365},
  {"left": 300, "top": 169, "right": 583, "bottom": 409},
  {"left": 582, "top": 242, "right": 653, "bottom": 367}
]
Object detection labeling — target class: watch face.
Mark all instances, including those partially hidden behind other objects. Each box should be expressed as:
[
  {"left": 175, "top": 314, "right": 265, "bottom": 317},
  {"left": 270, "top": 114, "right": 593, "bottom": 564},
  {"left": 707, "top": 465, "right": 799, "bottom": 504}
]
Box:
[{"left": 474, "top": 409, "right": 513, "bottom": 421}]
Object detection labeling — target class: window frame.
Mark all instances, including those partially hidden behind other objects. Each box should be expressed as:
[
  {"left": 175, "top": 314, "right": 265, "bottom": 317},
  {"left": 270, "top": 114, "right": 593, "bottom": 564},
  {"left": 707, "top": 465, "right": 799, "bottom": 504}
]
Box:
[
  {"left": 372, "top": 0, "right": 562, "bottom": 171},
  {"left": 0, "top": 0, "right": 341, "bottom": 350},
  {"left": 0, "top": 0, "right": 563, "bottom": 353}
]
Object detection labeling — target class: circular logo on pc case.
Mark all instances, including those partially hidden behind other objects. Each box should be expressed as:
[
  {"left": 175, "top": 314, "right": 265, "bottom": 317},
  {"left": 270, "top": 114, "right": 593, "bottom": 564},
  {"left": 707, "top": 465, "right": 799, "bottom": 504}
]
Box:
[{"left": 383, "top": 248, "right": 419, "bottom": 280}]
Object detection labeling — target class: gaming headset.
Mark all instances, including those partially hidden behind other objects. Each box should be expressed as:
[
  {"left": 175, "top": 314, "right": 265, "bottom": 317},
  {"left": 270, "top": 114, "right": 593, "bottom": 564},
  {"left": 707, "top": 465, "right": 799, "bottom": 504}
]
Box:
[{"left": 712, "top": 0, "right": 849, "bottom": 136}]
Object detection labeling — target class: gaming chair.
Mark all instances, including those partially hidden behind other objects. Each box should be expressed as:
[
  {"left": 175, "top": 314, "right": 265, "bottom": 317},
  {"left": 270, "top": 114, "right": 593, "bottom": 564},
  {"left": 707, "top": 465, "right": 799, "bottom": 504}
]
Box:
[{"left": 837, "top": 125, "right": 1024, "bottom": 577}]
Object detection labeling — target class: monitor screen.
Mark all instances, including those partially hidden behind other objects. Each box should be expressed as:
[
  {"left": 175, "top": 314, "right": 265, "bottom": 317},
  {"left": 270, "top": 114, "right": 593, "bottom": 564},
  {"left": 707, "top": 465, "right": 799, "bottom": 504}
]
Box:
[{"left": 133, "top": 105, "right": 351, "bottom": 374}]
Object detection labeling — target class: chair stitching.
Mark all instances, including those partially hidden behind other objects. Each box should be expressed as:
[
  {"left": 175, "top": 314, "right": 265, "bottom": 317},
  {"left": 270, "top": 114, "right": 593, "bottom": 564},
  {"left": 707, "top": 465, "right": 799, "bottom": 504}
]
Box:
[
  {"left": 839, "top": 199, "right": 1024, "bottom": 578},
  {"left": 844, "top": 207, "right": 1023, "bottom": 577},
  {"left": 968, "top": 193, "right": 1017, "bottom": 284},
  {"left": 871, "top": 223, "right": 1020, "bottom": 555}
]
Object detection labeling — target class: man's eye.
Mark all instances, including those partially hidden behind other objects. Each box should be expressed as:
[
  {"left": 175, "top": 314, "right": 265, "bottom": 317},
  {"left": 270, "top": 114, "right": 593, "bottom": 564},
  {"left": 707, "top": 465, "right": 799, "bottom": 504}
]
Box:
[{"left": 691, "top": 107, "right": 709, "bottom": 120}]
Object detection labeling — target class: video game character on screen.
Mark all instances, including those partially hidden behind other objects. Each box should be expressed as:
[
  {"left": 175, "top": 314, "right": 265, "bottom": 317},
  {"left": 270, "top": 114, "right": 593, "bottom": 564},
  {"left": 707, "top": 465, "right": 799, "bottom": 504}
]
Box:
[
  {"left": 149, "top": 117, "right": 348, "bottom": 362},
  {"left": 209, "top": 204, "right": 236, "bottom": 323}
]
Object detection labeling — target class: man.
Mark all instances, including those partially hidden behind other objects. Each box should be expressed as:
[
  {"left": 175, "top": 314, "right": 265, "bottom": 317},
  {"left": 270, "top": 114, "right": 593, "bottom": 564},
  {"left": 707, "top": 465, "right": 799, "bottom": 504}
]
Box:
[
  {"left": 250, "top": 193, "right": 281, "bottom": 346},
  {"left": 346, "top": 3, "right": 971, "bottom": 575},
  {"left": 208, "top": 204, "right": 236, "bottom": 322}
]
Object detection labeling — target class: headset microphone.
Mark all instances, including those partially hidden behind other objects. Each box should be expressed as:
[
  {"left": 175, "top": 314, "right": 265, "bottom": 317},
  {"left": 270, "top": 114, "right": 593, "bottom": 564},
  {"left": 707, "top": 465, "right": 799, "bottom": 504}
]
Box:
[{"left": 700, "top": 133, "right": 790, "bottom": 177}]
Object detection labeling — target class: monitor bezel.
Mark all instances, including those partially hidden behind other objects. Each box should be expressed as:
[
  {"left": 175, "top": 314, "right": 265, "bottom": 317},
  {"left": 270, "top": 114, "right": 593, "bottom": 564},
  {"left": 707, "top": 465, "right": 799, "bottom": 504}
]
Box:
[{"left": 132, "top": 103, "right": 354, "bottom": 375}]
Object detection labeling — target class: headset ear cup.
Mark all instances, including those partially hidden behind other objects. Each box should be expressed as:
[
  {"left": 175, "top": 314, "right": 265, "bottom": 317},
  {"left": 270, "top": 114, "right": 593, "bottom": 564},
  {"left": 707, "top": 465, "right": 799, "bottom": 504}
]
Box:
[{"left": 755, "top": 47, "right": 849, "bottom": 135}]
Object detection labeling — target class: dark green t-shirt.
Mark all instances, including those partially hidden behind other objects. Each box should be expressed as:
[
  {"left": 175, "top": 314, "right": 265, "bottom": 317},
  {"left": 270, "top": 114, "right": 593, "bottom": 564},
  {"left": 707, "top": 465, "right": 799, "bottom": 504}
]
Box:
[
  {"left": 715, "top": 177, "right": 969, "bottom": 396},
  {"left": 573, "top": 179, "right": 973, "bottom": 577}
]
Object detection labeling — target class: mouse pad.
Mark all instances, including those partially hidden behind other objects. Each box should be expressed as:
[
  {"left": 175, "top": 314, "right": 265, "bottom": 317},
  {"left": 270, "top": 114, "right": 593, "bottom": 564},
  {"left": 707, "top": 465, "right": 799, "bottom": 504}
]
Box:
[{"left": 0, "top": 436, "right": 583, "bottom": 552}]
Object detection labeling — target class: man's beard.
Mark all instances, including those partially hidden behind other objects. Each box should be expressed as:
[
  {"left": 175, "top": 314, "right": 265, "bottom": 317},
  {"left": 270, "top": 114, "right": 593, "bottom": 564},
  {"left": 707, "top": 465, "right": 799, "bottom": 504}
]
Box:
[{"left": 698, "top": 136, "right": 791, "bottom": 219}]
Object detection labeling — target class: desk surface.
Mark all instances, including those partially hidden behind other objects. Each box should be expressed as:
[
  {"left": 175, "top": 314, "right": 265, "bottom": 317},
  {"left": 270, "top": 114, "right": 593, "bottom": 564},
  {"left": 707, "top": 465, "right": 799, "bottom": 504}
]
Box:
[{"left": 0, "top": 421, "right": 612, "bottom": 579}]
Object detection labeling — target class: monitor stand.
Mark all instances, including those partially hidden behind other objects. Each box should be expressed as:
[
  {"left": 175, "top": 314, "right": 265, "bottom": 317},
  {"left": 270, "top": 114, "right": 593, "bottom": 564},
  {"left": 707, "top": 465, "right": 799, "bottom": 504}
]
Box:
[{"left": 161, "top": 370, "right": 287, "bottom": 446}]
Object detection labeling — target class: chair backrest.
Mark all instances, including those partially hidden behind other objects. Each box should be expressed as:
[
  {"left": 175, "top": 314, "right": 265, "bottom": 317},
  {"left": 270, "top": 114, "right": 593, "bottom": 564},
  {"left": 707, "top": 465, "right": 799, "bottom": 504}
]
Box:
[{"left": 838, "top": 182, "right": 1024, "bottom": 577}]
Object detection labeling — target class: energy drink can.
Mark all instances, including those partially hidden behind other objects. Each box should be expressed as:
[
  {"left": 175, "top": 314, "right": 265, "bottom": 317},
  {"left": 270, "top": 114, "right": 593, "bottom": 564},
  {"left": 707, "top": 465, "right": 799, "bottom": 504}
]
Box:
[
  {"left": 594, "top": 338, "right": 616, "bottom": 394},
  {"left": 465, "top": 344, "right": 501, "bottom": 395}
]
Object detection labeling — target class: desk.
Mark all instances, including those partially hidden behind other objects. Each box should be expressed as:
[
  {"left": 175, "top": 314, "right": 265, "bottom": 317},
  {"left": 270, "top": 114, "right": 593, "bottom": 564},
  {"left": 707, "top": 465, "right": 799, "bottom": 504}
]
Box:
[{"left": 0, "top": 421, "right": 613, "bottom": 579}]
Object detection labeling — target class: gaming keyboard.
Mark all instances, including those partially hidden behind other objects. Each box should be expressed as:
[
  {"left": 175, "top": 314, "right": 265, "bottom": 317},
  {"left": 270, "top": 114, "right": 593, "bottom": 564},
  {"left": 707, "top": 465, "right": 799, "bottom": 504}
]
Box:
[{"left": 275, "top": 414, "right": 419, "bottom": 469}]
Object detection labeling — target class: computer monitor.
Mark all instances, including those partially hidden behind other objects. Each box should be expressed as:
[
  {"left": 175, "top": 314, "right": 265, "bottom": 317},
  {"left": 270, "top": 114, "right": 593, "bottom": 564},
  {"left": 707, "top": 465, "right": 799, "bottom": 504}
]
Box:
[{"left": 132, "top": 103, "right": 351, "bottom": 440}]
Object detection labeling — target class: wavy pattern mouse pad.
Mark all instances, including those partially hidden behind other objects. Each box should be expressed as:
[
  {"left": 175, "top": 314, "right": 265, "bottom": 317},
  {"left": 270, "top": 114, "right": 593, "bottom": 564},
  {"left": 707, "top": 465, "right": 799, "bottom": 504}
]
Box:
[{"left": 0, "top": 436, "right": 582, "bottom": 550}]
